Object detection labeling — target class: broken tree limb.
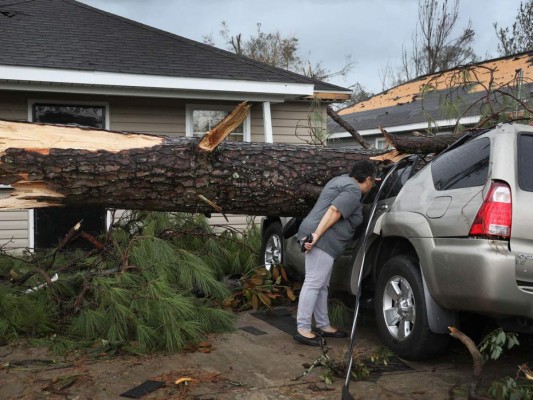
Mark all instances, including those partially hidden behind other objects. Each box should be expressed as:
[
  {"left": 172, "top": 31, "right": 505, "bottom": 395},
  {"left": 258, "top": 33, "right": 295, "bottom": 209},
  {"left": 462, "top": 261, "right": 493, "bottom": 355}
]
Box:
[
  {"left": 449, "top": 326, "right": 489, "bottom": 400},
  {"left": 327, "top": 106, "right": 371, "bottom": 149},
  {"left": 380, "top": 126, "right": 465, "bottom": 154},
  {"left": 0, "top": 119, "right": 381, "bottom": 217},
  {"left": 198, "top": 102, "right": 251, "bottom": 151}
]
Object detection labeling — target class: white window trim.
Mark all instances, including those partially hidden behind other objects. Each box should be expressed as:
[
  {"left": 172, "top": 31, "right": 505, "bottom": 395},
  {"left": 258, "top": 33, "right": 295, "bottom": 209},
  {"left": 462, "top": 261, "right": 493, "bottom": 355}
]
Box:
[
  {"left": 375, "top": 138, "right": 387, "bottom": 150},
  {"left": 185, "top": 103, "right": 251, "bottom": 142},
  {"left": 27, "top": 100, "right": 111, "bottom": 251}
]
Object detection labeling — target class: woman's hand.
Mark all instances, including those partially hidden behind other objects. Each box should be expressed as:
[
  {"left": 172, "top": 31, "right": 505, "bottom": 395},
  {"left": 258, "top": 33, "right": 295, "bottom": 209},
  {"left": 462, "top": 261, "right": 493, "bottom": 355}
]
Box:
[{"left": 304, "top": 232, "right": 321, "bottom": 251}]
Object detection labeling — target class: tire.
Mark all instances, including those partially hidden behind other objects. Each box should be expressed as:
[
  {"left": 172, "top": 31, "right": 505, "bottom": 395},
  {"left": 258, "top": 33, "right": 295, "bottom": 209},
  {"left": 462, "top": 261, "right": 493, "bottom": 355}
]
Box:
[
  {"left": 374, "top": 255, "right": 449, "bottom": 360},
  {"left": 260, "top": 222, "right": 284, "bottom": 271}
]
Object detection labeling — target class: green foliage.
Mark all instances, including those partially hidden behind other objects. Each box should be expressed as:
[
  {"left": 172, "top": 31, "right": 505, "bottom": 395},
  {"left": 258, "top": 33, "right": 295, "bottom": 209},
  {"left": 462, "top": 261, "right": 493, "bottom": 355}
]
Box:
[
  {"left": 476, "top": 329, "right": 533, "bottom": 400},
  {"left": 489, "top": 376, "right": 533, "bottom": 400},
  {"left": 0, "top": 287, "right": 57, "bottom": 338},
  {"left": 478, "top": 328, "right": 519, "bottom": 362},
  {"left": 328, "top": 298, "right": 353, "bottom": 330},
  {"left": 0, "top": 211, "right": 264, "bottom": 353}
]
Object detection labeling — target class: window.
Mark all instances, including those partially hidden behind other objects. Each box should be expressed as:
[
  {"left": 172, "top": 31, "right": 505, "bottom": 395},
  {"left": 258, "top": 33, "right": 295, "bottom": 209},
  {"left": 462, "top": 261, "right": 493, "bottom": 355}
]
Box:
[
  {"left": 33, "top": 104, "right": 106, "bottom": 129},
  {"left": 518, "top": 133, "right": 533, "bottom": 192},
  {"left": 431, "top": 137, "right": 490, "bottom": 191},
  {"left": 375, "top": 138, "right": 388, "bottom": 150},
  {"left": 30, "top": 102, "right": 107, "bottom": 249},
  {"left": 186, "top": 104, "right": 251, "bottom": 142}
]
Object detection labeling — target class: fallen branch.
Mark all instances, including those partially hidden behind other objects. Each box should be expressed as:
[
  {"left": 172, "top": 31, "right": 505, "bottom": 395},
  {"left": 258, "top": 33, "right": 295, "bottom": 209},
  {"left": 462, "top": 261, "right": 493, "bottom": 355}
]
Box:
[
  {"left": 327, "top": 106, "right": 370, "bottom": 149},
  {"left": 449, "top": 326, "right": 489, "bottom": 400}
]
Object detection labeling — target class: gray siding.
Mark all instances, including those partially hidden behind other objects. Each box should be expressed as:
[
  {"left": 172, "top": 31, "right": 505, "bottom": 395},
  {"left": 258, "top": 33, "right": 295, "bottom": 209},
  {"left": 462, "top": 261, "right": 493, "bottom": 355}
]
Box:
[
  {"left": 251, "top": 101, "right": 325, "bottom": 144},
  {"left": 0, "top": 210, "right": 29, "bottom": 249},
  {"left": 110, "top": 97, "right": 186, "bottom": 135}
]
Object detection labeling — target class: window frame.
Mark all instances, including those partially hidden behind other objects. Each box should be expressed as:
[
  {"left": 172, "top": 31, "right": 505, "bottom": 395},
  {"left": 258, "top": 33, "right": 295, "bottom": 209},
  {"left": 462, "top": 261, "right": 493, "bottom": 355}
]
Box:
[
  {"left": 28, "top": 99, "right": 110, "bottom": 129},
  {"left": 185, "top": 103, "right": 251, "bottom": 142},
  {"left": 26, "top": 99, "right": 110, "bottom": 252},
  {"left": 375, "top": 138, "right": 387, "bottom": 150}
]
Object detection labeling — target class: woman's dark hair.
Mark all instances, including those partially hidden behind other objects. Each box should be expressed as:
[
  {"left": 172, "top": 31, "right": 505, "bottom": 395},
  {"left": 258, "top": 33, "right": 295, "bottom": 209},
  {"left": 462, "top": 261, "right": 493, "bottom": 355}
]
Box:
[{"left": 349, "top": 160, "right": 377, "bottom": 183}]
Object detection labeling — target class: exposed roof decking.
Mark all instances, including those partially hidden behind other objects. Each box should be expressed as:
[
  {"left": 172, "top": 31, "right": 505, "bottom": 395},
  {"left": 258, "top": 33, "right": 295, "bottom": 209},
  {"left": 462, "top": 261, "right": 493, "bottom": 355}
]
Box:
[{"left": 339, "top": 52, "right": 533, "bottom": 114}]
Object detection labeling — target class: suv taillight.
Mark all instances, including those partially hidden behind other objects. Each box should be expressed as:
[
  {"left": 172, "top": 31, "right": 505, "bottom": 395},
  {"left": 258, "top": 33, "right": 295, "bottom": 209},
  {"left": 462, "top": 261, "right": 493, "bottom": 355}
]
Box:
[{"left": 469, "top": 182, "right": 512, "bottom": 239}]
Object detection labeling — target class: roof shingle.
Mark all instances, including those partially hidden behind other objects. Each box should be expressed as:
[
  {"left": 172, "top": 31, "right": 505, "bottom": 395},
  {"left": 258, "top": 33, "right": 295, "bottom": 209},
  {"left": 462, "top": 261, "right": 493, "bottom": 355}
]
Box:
[{"left": 0, "top": 0, "right": 348, "bottom": 92}]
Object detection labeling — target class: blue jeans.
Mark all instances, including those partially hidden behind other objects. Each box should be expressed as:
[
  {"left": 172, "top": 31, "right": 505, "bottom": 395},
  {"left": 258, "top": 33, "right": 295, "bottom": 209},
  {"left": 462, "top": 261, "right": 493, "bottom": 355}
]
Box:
[{"left": 296, "top": 247, "right": 334, "bottom": 332}]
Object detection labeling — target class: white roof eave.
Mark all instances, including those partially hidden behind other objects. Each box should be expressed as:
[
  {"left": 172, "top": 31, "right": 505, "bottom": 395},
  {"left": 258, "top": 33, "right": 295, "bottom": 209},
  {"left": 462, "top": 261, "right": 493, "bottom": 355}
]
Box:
[
  {"left": 0, "top": 65, "right": 317, "bottom": 102},
  {"left": 329, "top": 115, "right": 482, "bottom": 138}
]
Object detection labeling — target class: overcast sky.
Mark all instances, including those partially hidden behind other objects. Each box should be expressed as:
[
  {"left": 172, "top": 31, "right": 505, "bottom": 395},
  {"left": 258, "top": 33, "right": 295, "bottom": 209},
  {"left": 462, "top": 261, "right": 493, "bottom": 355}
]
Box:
[{"left": 80, "top": 0, "right": 524, "bottom": 94}]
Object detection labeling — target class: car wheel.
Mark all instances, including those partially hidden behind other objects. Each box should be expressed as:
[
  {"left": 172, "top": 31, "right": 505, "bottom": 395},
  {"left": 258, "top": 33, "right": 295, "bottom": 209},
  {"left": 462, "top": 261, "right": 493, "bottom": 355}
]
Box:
[
  {"left": 375, "top": 255, "right": 449, "bottom": 360},
  {"left": 260, "top": 222, "right": 283, "bottom": 271}
]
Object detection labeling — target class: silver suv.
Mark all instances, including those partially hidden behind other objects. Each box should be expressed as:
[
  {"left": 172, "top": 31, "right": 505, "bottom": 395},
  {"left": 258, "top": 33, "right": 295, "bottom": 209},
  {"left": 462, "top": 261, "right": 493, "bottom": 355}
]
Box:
[{"left": 260, "top": 123, "right": 533, "bottom": 360}]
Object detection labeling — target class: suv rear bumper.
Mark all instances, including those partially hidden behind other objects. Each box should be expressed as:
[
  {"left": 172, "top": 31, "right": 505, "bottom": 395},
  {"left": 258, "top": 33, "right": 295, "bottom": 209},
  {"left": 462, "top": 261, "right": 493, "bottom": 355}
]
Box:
[{"left": 415, "top": 237, "right": 533, "bottom": 319}]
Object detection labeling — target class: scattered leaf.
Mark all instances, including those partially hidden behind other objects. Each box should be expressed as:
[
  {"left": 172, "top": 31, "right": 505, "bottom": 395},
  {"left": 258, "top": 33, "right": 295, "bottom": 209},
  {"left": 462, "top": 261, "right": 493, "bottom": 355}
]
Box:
[
  {"left": 258, "top": 292, "right": 271, "bottom": 307},
  {"left": 286, "top": 287, "right": 296, "bottom": 301},
  {"left": 252, "top": 294, "right": 259, "bottom": 310},
  {"left": 250, "top": 276, "right": 264, "bottom": 286},
  {"left": 175, "top": 377, "right": 193, "bottom": 385},
  {"left": 280, "top": 266, "right": 288, "bottom": 282}
]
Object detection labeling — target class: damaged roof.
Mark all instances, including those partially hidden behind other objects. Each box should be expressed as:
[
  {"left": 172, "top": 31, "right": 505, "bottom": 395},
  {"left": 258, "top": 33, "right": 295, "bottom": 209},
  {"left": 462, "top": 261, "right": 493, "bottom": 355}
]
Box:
[
  {"left": 338, "top": 51, "right": 533, "bottom": 116},
  {"left": 0, "top": 0, "right": 349, "bottom": 95}
]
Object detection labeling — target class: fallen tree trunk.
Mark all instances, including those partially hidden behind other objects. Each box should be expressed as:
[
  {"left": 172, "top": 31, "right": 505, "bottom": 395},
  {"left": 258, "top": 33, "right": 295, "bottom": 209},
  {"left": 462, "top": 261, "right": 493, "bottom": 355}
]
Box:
[
  {"left": 0, "top": 120, "right": 463, "bottom": 217},
  {"left": 0, "top": 120, "right": 380, "bottom": 217}
]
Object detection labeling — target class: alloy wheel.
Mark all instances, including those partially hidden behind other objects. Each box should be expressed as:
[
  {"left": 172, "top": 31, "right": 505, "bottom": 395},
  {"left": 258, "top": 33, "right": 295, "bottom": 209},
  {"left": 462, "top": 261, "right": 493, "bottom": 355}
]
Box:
[
  {"left": 263, "top": 233, "right": 282, "bottom": 271},
  {"left": 381, "top": 274, "right": 416, "bottom": 341}
]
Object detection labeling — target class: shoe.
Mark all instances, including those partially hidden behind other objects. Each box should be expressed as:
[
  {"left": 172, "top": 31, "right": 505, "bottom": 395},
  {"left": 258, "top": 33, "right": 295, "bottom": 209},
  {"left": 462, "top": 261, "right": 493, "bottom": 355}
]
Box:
[
  {"left": 293, "top": 331, "right": 326, "bottom": 347},
  {"left": 312, "top": 327, "right": 348, "bottom": 338}
]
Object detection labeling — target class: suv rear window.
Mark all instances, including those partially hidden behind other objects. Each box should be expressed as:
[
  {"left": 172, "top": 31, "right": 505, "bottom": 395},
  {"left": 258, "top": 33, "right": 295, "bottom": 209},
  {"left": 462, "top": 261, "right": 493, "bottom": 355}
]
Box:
[
  {"left": 518, "top": 133, "right": 533, "bottom": 192},
  {"left": 431, "top": 137, "right": 490, "bottom": 190}
]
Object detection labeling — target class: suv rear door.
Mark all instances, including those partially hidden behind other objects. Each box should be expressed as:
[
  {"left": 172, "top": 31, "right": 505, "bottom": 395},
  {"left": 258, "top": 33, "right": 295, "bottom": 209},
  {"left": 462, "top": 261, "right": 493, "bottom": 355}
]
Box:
[{"left": 425, "top": 137, "right": 491, "bottom": 237}]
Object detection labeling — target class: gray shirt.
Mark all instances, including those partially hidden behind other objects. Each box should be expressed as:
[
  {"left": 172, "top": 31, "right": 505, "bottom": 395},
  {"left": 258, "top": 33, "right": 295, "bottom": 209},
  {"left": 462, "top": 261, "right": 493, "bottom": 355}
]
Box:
[{"left": 297, "top": 174, "right": 363, "bottom": 259}]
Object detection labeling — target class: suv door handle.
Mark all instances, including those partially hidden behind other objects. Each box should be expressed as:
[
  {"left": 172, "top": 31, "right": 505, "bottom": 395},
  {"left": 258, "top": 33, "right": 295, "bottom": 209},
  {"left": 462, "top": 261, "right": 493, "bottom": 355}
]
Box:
[{"left": 378, "top": 204, "right": 389, "bottom": 211}]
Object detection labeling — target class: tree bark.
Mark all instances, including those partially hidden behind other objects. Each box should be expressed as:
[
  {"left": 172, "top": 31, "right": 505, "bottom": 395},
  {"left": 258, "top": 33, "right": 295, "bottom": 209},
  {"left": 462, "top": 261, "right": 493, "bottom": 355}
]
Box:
[
  {"left": 0, "top": 120, "right": 461, "bottom": 217},
  {"left": 382, "top": 128, "right": 466, "bottom": 154},
  {"left": 0, "top": 120, "right": 380, "bottom": 217}
]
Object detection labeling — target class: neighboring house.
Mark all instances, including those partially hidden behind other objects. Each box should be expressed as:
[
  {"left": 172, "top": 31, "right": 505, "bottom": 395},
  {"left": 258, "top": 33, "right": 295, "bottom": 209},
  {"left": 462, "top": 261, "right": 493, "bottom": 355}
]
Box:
[
  {"left": 0, "top": 0, "right": 350, "bottom": 250},
  {"left": 329, "top": 51, "right": 533, "bottom": 149}
]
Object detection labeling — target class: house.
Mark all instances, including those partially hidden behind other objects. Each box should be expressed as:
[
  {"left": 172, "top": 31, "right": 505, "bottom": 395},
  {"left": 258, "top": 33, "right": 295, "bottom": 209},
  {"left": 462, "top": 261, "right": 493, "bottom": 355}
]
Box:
[
  {"left": 329, "top": 51, "right": 533, "bottom": 149},
  {"left": 0, "top": 0, "right": 351, "bottom": 250}
]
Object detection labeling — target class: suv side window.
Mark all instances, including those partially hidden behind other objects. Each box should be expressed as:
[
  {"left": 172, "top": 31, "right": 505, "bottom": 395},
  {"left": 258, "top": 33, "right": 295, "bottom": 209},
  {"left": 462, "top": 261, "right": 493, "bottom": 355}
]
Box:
[
  {"left": 518, "top": 133, "right": 533, "bottom": 192},
  {"left": 362, "top": 159, "right": 416, "bottom": 204},
  {"left": 381, "top": 164, "right": 414, "bottom": 198},
  {"left": 431, "top": 137, "right": 490, "bottom": 190}
]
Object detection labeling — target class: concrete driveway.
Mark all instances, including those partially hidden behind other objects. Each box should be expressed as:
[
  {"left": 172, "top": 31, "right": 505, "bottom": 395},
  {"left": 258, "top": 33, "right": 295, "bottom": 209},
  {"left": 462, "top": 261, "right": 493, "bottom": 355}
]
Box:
[{"left": 0, "top": 306, "right": 529, "bottom": 399}]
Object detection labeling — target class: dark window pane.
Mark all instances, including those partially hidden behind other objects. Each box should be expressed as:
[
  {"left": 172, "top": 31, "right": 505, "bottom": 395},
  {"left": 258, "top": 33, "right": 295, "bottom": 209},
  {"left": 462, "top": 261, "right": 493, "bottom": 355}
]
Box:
[
  {"left": 518, "top": 133, "right": 533, "bottom": 192},
  {"left": 33, "top": 104, "right": 105, "bottom": 129},
  {"left": 431, "top": 137, "right": 490, "bottom": 190},
  {"left": 380, "top": 164, "right": 414, "bottom": 198}
]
